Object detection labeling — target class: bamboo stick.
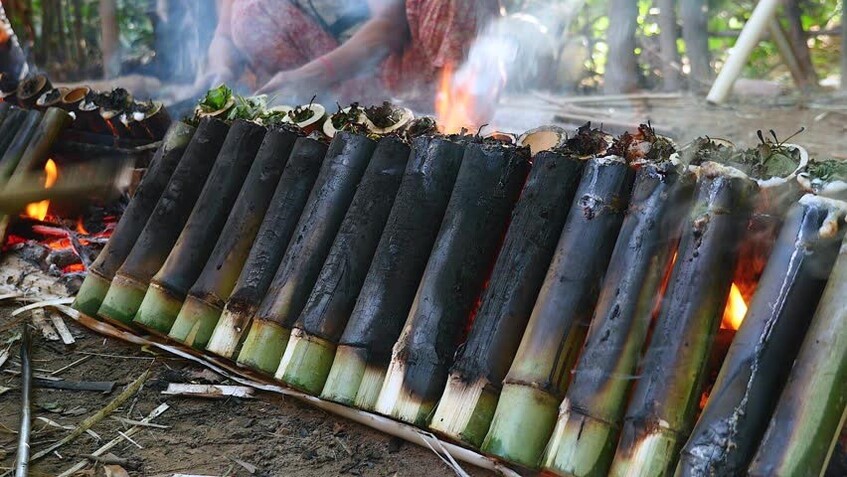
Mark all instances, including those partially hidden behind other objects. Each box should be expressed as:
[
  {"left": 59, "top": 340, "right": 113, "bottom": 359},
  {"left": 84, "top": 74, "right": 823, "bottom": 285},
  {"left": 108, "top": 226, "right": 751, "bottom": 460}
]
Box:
[
  {"left": 677, "top": 194, "right": 847, "bottom": 476},
  {"left": 320, "top": 136, "right": 465, "bottom": 408},
  {"left": 236, "top": 131, "right": 376, "bottom": 374},
  {"left": 430, "top": 148, "right": 586, "bottom": 447},
  {"left": 168, "top": 126, "right": 299, "bottom": 348},
  {"left": 97, "top": 118, "right": 230, "bottom": 325},
  {"left": 133, "top": 119, "right": 266, "bottom": 334},
  {"left": 205, "top": 137, "right": 327, "bottom": 359},
  {"left": 608, "top": 163, "right": 757, "bottom": 476},
  {"left": 748, "top": 197, "right": 847, "bottom": 477},
  {"left": 481, "top": 156, "right": 634, "bottom": 468},
  {"left": 374, "top": 141, "right": 530, "bottom": 426}
]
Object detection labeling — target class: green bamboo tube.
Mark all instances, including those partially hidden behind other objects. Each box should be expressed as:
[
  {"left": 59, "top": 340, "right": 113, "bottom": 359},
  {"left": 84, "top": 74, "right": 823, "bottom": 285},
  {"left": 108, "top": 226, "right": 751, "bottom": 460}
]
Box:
[
  {"left": 608, "top": 163, "right": 757, "bottom": 477},
  {"left": 277, "top": 136, "right": 410, "bottom": 394},
  {"left": 97, "top": 118, "right": 230, "bottom": 325},
  {"left": 0, "top": 109, "right": 42, "bottom": 184},
  {"left": 748, "top": 198, "right": 847, "bottom": 477},
  {"left": 205, "top": 137, "right": 327, "bottom": 359},
  {"left": 480, "top": 156, "right": 634, "bottom": 468},
  {"left": 236, "top": 132, "right": 376, "bottom": 374},
  {"left": 73, "top": 121, "right": 196, "bottom": 316},
  {"left": 168, "top": 126, "right": 299, "bottom": 348},
  {"left": 0, "top": 108, "right": 28, "bottom": 160},
  {"left": 133, "top": 120, "right": 266, "bottom": 334},
  {"left": 6, "top": 108, "right": 73, "bottom": 182},
  {"left": 676, "top": 194, "right": 847, "bottom": 476}
]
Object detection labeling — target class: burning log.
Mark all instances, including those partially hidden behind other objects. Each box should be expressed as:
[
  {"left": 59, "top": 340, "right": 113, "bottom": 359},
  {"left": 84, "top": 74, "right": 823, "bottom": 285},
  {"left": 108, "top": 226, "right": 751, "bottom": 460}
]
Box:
[
  {"left": 277, "top": 136, "right": 410, "bottom": 394},
  {"left": 167, "top": 125, "right": 300, "bottom": 348},
  {"left": 481, "top": 155, "right": 635, "bottom": 468},
  {"left": 677, "top": 194, "right": 847, "bottom": 476},
  {"left": 96, "top": 118, "right": 230, "bottom": 324},
  {"left": 0, "top": 109, "right": 43, "bottom": 183},
  {"left": 236, "top": 131, "right": 376, "bottom": 374},
  {"left": 320, "top": 136, "right": 465, "bottom": 408},
  {"left": 132, "top": 120, "right": 267, "bottom": 333},
  {"left": 373, "top": 140, "right": 530, "bottom": 426},
  {"left": 205, "top": 137, "right": 328, "bottom": 358},
  {"left": 747, "top": 198, "right": 847, "bottom": 477},
  {"left": 73, "top": 121, "right": 197, "bottom": 316},
  {"left": 607, "top": 162, "right": 757, "bottom": 476},
  {"left": 430, "top": 128, "right": 609, "bottom": 447}
]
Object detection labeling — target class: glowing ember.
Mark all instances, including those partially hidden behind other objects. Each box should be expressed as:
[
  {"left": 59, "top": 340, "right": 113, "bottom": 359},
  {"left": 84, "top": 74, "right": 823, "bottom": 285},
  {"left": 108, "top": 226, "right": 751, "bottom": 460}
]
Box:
[
  {"left": 721, "top": 283, "right": 748, "bottom": 330},
  {"left": 23, "top": 159, "right": 58, "bottom": 221}
]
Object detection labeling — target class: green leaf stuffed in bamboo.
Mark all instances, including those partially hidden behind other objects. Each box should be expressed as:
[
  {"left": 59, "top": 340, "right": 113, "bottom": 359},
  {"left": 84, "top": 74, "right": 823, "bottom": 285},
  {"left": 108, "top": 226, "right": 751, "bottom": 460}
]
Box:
[
  {"left": 133, "top": 119, "right": 266, "bottom": 334},
  {"left": 320, "top": 136, "right": 465, "bottom": 408},
  {"left": 277, "top": 136, "right": 410, "bottom": 394},
  {"left": 480, "top": 154, "right": 635, "bottom": 469},
  {"left": 608, "top": 162, "right": 757, "bottom": 477},
  {"left": 236, "top": 131, "right": 376, "bottom": 374},
  {"left": 167, "top": 125, "right": 300, "bottom": 348},
  {"left": 205, "top": 137, "right": 328, "bottom": 359},
  {"left": 373, "top": 140, "right": 530, "bottom": 426},
  {"left": 97, "top": 118, "right": 230, "bottom": 325},
  {"left": 677, "top": 193, "right": 847, "bottom": 476},
  {"left": 748, "top": 197, "right": 847, "bottom": 477}
]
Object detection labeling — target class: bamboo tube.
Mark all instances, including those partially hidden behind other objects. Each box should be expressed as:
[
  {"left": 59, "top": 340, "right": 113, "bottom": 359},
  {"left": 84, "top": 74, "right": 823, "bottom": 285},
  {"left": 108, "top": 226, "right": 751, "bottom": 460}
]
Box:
[
  {"left": 0, "top": 110, "right": 43, "bottom": 184},
  {"left": 96, "top": 118, "right": 230, "bottom": 324},
  {"left": 205, "top": 137, "right": 327, "bottom": 359},
  {"left": 677, "top": 194, "right": 847, "bottom": 476},
  {"left": 167, "top": 126, "right": 299, "bottom": 348},
  {"left": 320, "top": 136, "right": 465, "bottom": 407},
  {"left": 277, "top": 136, "right": 410, "bottom": 394},
  {"left": 747, "top": 197, "right": 847, "bottom": 477},
  {"left": 607, "top": 163, "right": 757, "bottom": 476},
  {"left": 540, "top": 162, "right": 696, "bottom": 477},
  {"left": 73, "top": 121, "right": 197, "bottom": 316},
  {"left": 16, "top": 74, "right": 51, "bottom": 108},
  {"left": 60, "top": 86, "right": 90, "bottom": 112},
  {"left": 430, "top": 148, "right": 586, "bottom": 447},
  {"left": 6, "top": 108, "right": 72, "bottom": 180},
  {"left": 374, "top": 141, "right": 530, "bottom": 426},
  {"left": 0, "top": 102, "right": 10, "bottom": 125},
  {"left": 0, "top": 109, "right": 29, "bottom": 170},
  {"left": 480, "top": 156, "right": 634, "bottom": 468},
  {"left": 236, "top": 132, "right": 376, "bottom": 374},
  {"left": 133, "top": 120, "right": 266, "bottom": 333}
]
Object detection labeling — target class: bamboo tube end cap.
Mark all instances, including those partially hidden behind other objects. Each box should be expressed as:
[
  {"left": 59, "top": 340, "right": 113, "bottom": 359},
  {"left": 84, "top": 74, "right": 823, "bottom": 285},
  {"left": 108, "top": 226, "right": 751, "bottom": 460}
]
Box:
[
  {"left": 277, "top": 329, "right": 337, "bottom": 395},
  {"left": 133, "top": 283, "right": 185, "bottom": 334},
  {"left": 236, "top": 320, "right": 290, "bottom": 375},
  {"left": 168, "top": 296, "right": 223, "bottom": 349}
]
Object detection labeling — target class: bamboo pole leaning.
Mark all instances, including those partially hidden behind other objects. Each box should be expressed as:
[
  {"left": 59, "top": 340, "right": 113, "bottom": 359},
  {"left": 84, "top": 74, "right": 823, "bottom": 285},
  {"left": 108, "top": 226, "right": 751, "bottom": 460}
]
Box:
[
  {"left": 373, "top": 140, "right": 530, "bottom": 426},
  {"left": 97, "top": 118, "right": 230, "bottom": 325},
  {"left": 167, "top": 125, "right": 300, "bottom": 348},
  {"left": 676, "top": 193, "right": 847, "bottom": 476},
  {"left": 0, "top": 108, "right": 29, "bottom": 160},
  {"left": 480, "top": 152, "right": 634, "bottom": 469},
  {"left": 237, "top": 131, "right": 376, "bottom": 374},
  {"left": 748, "top": 197, "right": 847, "bottom": 477},
  {"left": 0, "top": 109, "right": 43, "bottom": 183},
  {"left": 320, "top": 136, "right": 465, "bottom": 408},
  {"left": 205, "top": 137, "right": 328, "bottom": 359},
  {"left": 607, "top": 162, "right": 757, "bottom": 477},
  {"left": 278, "top": 136, "right": 410, "bottom": 394},
  {"left": 73, "top": 121, "right": 196, "bottom": 316}
]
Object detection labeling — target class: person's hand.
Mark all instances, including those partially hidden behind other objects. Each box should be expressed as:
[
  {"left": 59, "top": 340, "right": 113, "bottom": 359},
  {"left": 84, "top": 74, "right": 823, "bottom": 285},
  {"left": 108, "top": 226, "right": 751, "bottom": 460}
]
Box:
[{"left": 255, "top": 68, "right": 327, "bottom": 105}]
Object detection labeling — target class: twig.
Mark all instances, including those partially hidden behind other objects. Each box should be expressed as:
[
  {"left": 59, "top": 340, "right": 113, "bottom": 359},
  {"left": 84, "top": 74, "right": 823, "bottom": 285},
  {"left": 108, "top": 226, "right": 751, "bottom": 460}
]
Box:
[
  {"left": 116, "top": 430, "right": 142, "bottom": 449},
  {"left": 49, "top": 312, "right": 75, "bottom": 345},
  {"left": 14, "top": 323, "right": 32, "bottom": 477},
  {"left": 111, "top": 416, "right": 170, "bottom": 429},
  {"left": 30, "top": 309, "right": 59, "bottom": 342},
  {"left": 162, "top": 383, "right": 255, "bottom": 399},
  {"left": 34, "top": 378, "right": 115, "bottom": 393},
  {"left": 50, "top": 356, "right": 91, "bottom": 376}
]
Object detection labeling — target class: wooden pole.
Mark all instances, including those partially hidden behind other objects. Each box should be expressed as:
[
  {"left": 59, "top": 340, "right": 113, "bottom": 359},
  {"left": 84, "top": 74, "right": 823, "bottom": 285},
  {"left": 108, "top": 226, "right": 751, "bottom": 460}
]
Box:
[
  {"left": 842, "top": 1, "right": 847, "bottom": 90},
  {"left": 99, "top": 0, "right": 119, "bottom": 78},
  {"left": 768, "top": 17, "right": 809, "bottom": 90}
]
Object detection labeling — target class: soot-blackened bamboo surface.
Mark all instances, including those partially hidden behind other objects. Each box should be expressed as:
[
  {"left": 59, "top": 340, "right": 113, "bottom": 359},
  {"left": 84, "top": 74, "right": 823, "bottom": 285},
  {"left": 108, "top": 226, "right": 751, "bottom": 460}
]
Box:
[
  {"left": 0, "top": 108, "right": 26, "bottom": 161},
  {"left": 8, "top": 107, "right": 72, "bottom": 179},
  {"left": 0, "top": 109, "right": 42, "bottom": 183}
]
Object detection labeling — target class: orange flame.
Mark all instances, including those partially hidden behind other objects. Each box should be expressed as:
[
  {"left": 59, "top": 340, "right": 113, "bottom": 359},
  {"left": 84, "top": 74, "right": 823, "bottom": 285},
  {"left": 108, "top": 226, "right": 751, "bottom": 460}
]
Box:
[
  {"left": 435, "top": 62, "right": 506, "bottom": 134},
  {"left": 721, "top": 283, "right": 748, "bottom": 330},
  {"left": 76, "top": 217, "right": 89, "bottom": 235},
  {"left": 23, "top": 159, "right": 58, "bottom": 221}
]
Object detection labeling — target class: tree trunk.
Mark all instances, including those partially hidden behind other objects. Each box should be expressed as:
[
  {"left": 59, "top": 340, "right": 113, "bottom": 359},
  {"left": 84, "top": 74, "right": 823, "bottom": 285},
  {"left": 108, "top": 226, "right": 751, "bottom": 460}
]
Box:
[
  {"left": 99, "top": 0, "right": 120, "bottom": 78},
  {"left": 783, "top": 0, "right": 817, "bottom": 88},
  {"left": 681, "top": 0, "right": 711, "bottom": 90},
  {"left": 71, "top": 0, "right": 86, "bottom": 70},
  {"left": 658, "top": 0, "right": 681, "bottom": 91},
  {"left": 605, "top": 0, "right": 639, "bottom": 93},
  {"left": 56, "top": 0, "right": 69, "bottom": 65},
  {"left": 842, "top": 0, "right": 846, "bottom": 90}
]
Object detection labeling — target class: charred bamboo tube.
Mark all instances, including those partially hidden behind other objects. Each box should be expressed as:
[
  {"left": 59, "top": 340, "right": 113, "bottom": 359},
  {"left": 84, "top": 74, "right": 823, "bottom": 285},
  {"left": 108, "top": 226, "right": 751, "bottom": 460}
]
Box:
[
  {"left": 607, "top": 163, "right": 757, "bottom": 477},
  {"left": 133, "top": 120, "right": 266, "bottom": 333},
  {"left": 16, "top": 74, "right": 51, "bottom": 108},
  {"left": 277, "top": 136, "right": 410, "bottom": 394},
  {"left": 73, "top": 121, "right": 197, "bottom": 316},
  {"left": 430, "top": 149, "right": 586, "bottom": 447},
  {"left": 540, "top": 162, "right": 695, "bottom": 477},
  {"left": 480, "top": 156, "right": 634, "bottom": 468},
  {"left": 96, "top": 118, "right": 230, "bottom": 324},
  {"left": 0, "top": 109, "right": 43, "bottom": 184},
  {"left": 747, "top": 197, "right": 847, "bottom": 477},
  {"left": 236, "top": 132, "right": 376, "bottom": 374},
  {"left": 6, "top": 108, "right": 72, "bottom": 180},
  {"left": 373, "top": 141, "right": 530, "bottom": 426},
  {"left": 676, "top": 194, "right": 847, "bottom": 476},
  {"left": 205, "top": 138, "right": 328, "bottom": 359},
  {"left": 0, "top": 102, "right": 10, "bottom": 125},
  {"left": 167, "top": 126, "right": 300, "bottom": 348},
  {"left": 0, "top": 108, "right": 28, "bottom": 163},
  {"left": 320, "top": 136, "right": 465, "bottom": 407},
  {"left": 60, "top": 86, "right": 90, "bottom": 112}
]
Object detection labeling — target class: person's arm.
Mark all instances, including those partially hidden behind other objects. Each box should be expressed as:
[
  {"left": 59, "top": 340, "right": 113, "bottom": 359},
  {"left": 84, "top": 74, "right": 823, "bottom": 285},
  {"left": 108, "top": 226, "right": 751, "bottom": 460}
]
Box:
[
  {"left": 256, "top": 0, "right": 407, "bottom": 95},
  {"left": 196, "top": 0, "right": 245, "bottom": 89}
]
